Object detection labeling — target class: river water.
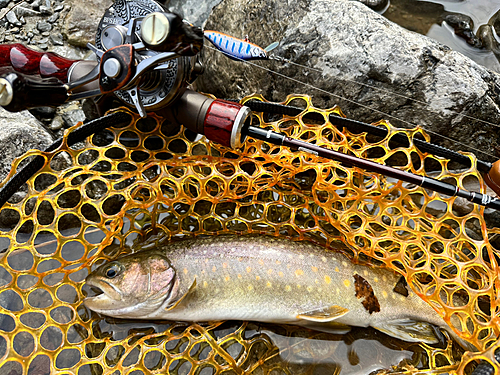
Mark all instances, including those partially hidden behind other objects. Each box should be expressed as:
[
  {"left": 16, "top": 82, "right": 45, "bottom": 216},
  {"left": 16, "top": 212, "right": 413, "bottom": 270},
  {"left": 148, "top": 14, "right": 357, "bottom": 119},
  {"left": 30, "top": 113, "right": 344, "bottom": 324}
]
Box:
[{"left": 381, "top": 0, "right": 500, "bottom": 72}]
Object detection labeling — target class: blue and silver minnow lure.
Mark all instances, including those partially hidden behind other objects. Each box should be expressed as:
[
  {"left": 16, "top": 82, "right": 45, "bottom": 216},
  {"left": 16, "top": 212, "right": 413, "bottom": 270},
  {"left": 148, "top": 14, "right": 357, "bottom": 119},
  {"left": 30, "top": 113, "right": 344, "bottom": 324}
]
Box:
[{"left": 203, "top": 30, "right": 278, "bottom": 60}]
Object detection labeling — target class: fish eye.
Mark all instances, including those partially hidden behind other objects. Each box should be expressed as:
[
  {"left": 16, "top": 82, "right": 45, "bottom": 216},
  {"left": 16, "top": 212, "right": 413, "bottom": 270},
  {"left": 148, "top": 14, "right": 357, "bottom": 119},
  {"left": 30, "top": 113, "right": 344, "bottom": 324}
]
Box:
[{"left": 104, "top": 263, "right": 121, "bottom": 279}]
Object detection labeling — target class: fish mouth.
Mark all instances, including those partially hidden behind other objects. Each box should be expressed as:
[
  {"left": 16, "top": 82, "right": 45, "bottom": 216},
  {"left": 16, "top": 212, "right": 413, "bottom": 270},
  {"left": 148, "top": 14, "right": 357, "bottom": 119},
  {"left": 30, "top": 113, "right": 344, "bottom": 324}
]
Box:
[{"left": 83, "top": 277, "right": 122, "bottom": 312}]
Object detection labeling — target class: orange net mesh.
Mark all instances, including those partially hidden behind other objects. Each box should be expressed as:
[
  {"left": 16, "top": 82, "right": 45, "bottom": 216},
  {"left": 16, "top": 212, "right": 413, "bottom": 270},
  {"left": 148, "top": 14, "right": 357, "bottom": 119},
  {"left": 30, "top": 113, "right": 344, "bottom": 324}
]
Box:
[{"left": 0, "top": 94, "right": 498, "bottom": 374}]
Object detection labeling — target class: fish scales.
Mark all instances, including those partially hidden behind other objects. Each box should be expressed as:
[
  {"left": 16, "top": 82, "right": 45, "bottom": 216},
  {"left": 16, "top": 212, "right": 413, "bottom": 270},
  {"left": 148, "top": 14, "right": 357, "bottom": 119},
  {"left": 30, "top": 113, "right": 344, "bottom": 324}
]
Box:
[
  {"left": 159, "top": 236, "right": 407, "bottom": 323},
  {"left": 84, "top": 235, "right": 472, "bottom": 349}
]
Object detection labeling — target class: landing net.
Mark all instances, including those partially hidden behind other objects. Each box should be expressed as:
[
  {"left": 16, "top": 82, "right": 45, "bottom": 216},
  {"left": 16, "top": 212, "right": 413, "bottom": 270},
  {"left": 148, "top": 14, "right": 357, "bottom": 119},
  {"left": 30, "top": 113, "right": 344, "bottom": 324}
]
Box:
[{"left": 0, "top": 94, "right": 497, "bottom": 374}]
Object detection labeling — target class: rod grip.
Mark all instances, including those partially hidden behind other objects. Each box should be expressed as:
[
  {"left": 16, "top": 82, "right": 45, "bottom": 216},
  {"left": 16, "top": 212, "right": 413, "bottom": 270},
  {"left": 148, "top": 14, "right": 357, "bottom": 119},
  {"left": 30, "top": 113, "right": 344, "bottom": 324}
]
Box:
[
  {"left": 163, "top": 90, "right": 251, "bottom": 148},
  {"left": 0, "top": 43, "right": 78, "bottom": 82},
  {"left": 0, "top": 72, "right": 68, "bottom": 112}
]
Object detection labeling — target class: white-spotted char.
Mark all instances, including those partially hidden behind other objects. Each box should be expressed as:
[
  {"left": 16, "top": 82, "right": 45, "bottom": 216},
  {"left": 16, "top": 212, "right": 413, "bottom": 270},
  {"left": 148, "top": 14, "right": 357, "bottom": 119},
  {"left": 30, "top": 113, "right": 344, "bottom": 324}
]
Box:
[{"left": 84, "top": 235, "right": 474, "bottom": 350}]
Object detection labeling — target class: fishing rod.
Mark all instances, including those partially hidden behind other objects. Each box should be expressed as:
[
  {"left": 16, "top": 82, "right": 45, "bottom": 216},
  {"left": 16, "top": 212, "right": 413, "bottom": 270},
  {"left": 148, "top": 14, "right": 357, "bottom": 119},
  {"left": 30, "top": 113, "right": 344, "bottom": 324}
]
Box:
[
  {"left": 203, "top": 34, "right": 500, "bottom": 161},
  {"left": 0, "top": 14, "right": 499, "bottom": 212}
]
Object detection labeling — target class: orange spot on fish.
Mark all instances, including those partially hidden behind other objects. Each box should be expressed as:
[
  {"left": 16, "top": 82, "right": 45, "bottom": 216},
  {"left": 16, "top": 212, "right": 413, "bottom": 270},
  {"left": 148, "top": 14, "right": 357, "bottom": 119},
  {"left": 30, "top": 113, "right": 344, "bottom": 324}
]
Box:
[
  {"left": 223, "top": 263, "right": 228, "bottom": 269},
  {"left": 246, "top": 266, "right": 252, "bottom": 273},
  {"left": 295, "top": 269, "right": 304, "bottom": 277},
  {"left": 276, "top": 260, "right": 281, "bottom": 265},
  {"left": 266, "top": 281, "right": 272, "bottom": 288},
  {"left": 285, "top": 285, "right": 291, "bottom": 292},
  {"left": 237, "top": 274, "right": 242, "bottom": 279},
  {"left": 256, "top": 275, "right": 261, "bottom": 281},
  {"left": 212, "top": 266, "right": 216, "bottom": 272},
  {"left": 324, "top": 275, "right": 332, "bottom": 284},
  {"left": 311, "top": 266, "right": 318, "bottom": 273},
  {"left": 183, "top": 268, "right": 188, "bottom": 275},
  {"left": 279, "top": 271, "right": 284, "bottom": 277},
  {"left": 225, "top": 276, "right": 230, "bottom": 282},
  {"left": 267, "top": 269, "right": 273, "bottom": 275},
  {"left": 248, "top": 285, "right": 254, "bottom": 291},
  {"left": 344, "top": 279, "right": 351, "bottom": 288},
  {"left": 258, "top": 259, "right": 264, "bottom": 266}
]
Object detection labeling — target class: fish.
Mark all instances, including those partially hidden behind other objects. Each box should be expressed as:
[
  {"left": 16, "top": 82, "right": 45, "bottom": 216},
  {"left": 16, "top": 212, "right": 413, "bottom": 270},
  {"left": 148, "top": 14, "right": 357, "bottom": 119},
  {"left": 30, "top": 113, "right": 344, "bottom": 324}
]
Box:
[
  {"left": 203, "top": 30, "right": 270, "bottom": 60},
  {"left": 84, "top": 235, "right": 472, "bottom": 349}
]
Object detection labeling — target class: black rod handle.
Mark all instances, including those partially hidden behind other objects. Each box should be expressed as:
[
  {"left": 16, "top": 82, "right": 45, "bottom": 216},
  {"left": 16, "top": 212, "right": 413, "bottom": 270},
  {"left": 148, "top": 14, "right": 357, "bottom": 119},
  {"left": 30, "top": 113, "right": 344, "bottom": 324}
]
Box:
[{"left": 0, "top": 72, "right": 68, "bottom": 112}]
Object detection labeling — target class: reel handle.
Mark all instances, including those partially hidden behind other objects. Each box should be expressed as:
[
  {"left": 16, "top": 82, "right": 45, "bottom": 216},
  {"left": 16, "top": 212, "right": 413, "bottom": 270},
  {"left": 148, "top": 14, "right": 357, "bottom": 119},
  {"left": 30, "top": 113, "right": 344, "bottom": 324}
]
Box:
[
  {"left": 0, "top": 72, "right": 68, "bottom": 112},
  {"left": 0, "top": 43, "right": 78, "bottom": 82}
]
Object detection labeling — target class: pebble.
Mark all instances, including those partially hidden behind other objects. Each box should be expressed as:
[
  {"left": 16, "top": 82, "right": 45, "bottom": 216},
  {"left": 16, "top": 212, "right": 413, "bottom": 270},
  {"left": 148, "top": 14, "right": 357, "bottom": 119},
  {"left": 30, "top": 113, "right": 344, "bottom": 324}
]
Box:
[
  {"left": 41, "top": 31, "right": 50, "bottom": 36},
  {"left": 62, "top": 109, "right": 86, "bottom": 127},
  {"left": 31, "top": 0, "right": 40, "bottom": 10},
  {"left": 39, "top": 5, "right": 53, "bottom": 15},
  {"left": 16, "top": 6, "right": 40, "bottom": 17},
  {"left": 36, "top": 20, "right": 52, "bottom": 32},
  {"left": 50, "top": 32, "right": 63, "bottom": 45},
  {"left": 54, "top": 4, "right": 63, "bottom": 12},
  {"left": 49, "top": 116, "right": 64, "bottom": 131},
  {"left": 10, "top": 27, "right": 20, "bottom": 34},
  {"left": 47, "top": 12, "right": 59, "bottom": 23},
  {"left": 6, "top": 11, "right": 22, "bottom": 26},
  {"left": 0, "top": 0, "right": 9, "bottom": 8}
]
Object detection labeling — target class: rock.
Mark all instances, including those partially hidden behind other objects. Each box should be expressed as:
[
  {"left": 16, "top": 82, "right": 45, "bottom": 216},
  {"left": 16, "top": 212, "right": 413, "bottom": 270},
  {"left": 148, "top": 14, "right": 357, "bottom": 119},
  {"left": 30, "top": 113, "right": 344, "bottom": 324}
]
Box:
[
  {"left": 167, "top": 0, "right": 222, "bottom": 26},
  {"left": 197, "top": 0, "right": 500, "bottom": 161},
  {"left": 444, "top": 13, "right": 482, "bottom": 48},
  {"left": 47, "top": 12, "right": 59, "bottom": 23},
  {"left": 0, "top": 108, "right": 54, "bottom": 186},
  {"left": 50, "top": 32, "right": 63, "bottom": 45},
  {"left": 15, "top": 6, "right": 40, "bottom": 17},
  {"left": 357, "top": 0, "right": 388, "bottom": 12},
  {"left": 6, "top": 11, "right": 21, "bottom": 26},
  {"left": 0, "top": 0, "right": 9, "bottom": 8},
  {"left": 60, "top": 104, "right": 86, "bottom": 128},
  {"left": 61, "top": 0, "right": 113, "bottom": 48},
  {"left": 49, "top": 116, "right": 64, "bottom": 131},
  {"left": 36, "top": 21, "right": 51, "bottom": 32}
]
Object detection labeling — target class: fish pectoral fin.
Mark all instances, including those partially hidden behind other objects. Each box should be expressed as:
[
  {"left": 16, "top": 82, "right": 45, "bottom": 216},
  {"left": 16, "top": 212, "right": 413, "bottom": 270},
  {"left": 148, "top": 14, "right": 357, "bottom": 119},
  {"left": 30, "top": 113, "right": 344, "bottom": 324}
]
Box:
[
  {"left": 165, "top": 279, "right": 197, "bottom": 311},
  {"left": 372, "top": 319, "right": 440, "bottom": 344},
  {"left": 297, "top": 305, "right": 349, "bottom": 322}
]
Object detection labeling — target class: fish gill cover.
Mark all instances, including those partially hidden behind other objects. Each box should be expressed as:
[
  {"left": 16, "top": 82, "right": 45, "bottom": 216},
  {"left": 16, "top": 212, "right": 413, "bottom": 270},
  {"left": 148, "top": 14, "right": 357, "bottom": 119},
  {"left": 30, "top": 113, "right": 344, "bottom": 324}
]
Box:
[{"left": 0, "top": 94, "right": 497, "bottom": 374}]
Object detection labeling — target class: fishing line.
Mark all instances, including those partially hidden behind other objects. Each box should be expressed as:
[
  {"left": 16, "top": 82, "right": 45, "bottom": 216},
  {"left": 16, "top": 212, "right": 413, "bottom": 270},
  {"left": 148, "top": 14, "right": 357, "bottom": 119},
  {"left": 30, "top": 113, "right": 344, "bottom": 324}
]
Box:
[
  {"left": 206, "top": 45, "right": 496, "bottom": 159},
  {"left": 271, "top": 55, "right": 500, "bottom": 131}
]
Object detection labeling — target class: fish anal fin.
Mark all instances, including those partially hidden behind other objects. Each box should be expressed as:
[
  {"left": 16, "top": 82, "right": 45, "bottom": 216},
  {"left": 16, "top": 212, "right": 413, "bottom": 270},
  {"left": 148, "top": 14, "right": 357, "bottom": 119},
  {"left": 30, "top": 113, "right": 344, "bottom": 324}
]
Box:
[
  {"left": 297, "top": 305, "right": 349, "bottom": 322},
  {"left": 165, "top": 279, "right": 197, "bottom": 311},
  {"left": 373, "top": 319, "right": 439, "bottom": 344}
]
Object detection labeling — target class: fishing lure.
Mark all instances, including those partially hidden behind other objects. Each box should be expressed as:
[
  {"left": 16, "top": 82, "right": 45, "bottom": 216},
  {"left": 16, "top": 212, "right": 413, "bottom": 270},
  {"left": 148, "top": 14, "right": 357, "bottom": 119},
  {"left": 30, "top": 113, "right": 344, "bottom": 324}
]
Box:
[{"left": 203, "top": 30, "right": 278, "bottom": 60}]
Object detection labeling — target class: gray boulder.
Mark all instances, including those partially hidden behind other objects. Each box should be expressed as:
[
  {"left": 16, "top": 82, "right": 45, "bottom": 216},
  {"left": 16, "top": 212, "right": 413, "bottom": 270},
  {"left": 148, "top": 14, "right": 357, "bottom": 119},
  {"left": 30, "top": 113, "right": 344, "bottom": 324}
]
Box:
[
  {"left": 0, "top": 108, "right": 54, "bottom": 186},
  {"left": 196, "top": 0, "right": 500, "bottom": 161},
  {"left": 166, "top": 0, "right": 222, "bottom": 26},
  {"left": 61, "top": 0, "right": 113, "bottom": 47}
]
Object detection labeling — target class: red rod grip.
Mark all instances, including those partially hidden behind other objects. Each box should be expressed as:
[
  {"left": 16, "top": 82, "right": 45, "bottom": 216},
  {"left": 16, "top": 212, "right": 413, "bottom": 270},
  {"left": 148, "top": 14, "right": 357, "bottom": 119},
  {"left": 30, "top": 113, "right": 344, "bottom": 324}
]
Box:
[
  {"left": 204, "top": 100, "right": 251, "bottom": 148},
  {"left": 0, "top": 43, "right": 78, "bottom": 82}
]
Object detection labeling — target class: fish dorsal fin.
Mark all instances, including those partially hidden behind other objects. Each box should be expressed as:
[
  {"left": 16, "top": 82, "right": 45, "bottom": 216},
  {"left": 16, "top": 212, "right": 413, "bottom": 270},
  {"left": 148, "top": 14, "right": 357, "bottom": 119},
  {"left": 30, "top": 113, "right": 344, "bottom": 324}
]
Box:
[
  {"left": 372, "top": 319, "right": 439, "bottom": 344},
  {"left": 165, "top": 279, "right": 197, "bottom": 311},
  {"left": 297, "top": 305, "right": 349, "bottom": 322}
]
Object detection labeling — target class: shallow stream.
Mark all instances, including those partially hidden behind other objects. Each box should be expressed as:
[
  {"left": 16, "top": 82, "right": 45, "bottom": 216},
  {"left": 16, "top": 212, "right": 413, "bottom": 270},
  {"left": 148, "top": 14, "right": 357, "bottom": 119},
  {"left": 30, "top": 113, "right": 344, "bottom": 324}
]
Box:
[{"left": 381, "top": 0, "right": 500, "bottom": 72}]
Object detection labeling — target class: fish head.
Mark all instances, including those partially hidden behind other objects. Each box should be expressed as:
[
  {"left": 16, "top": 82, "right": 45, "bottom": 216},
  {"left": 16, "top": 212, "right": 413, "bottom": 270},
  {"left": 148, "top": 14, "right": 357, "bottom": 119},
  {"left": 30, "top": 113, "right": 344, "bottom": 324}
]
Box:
[{"left": 84, "top": 251, "right": 176, "bottom": 318}]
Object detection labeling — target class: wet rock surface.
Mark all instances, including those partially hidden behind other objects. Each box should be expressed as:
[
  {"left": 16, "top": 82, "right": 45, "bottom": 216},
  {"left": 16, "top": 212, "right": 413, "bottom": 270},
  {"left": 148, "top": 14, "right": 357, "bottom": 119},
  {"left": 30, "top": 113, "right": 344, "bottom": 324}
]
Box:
[{"left": 197, "top": 0, "right": 500, "bottom": 161}]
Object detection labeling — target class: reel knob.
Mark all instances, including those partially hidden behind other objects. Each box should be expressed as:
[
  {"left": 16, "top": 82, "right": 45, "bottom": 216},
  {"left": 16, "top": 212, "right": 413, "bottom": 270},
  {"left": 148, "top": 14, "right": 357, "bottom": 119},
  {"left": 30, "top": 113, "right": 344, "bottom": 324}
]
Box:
[{"left": 141, "top": 12, "right": 171, "bottom": 47}]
